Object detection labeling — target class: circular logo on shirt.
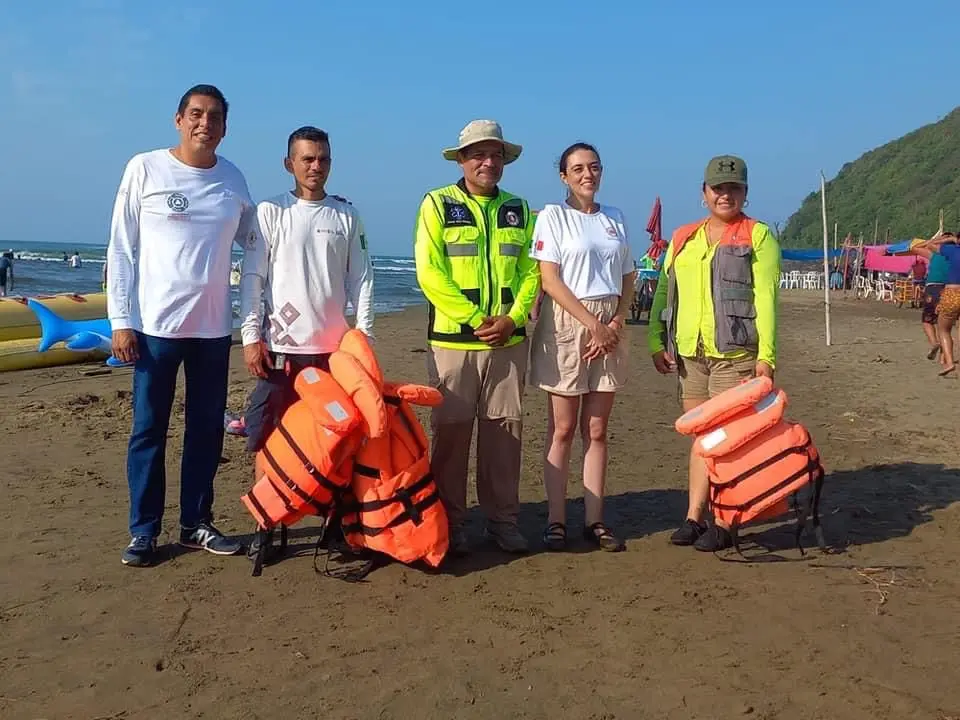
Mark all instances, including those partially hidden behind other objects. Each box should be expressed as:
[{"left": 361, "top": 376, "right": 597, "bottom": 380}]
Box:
[
  {"left": 606, "top": 227, "right": 618, "bottom": 238},
  {"left": 450, "top": 206, "right": 467, "bottom": 221},
  {"left": 167, "top": 192, "right": 189, "bottom": 213},
  {"left": 505, "top": 210, "right": 520, "bottom": 227}
]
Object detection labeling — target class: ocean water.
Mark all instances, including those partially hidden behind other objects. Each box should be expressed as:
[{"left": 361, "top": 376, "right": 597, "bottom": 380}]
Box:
[{"left": 0, "top": 240, "right": 424, "bottom": 320}]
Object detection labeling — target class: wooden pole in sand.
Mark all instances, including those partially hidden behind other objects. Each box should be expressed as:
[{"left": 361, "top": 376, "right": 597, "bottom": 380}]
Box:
[
  {"left": 820, "top": 172, "right": 832, "bottom": 346},
  {"left": 833, "top": 221, "right": 838, "bottom": 251}
]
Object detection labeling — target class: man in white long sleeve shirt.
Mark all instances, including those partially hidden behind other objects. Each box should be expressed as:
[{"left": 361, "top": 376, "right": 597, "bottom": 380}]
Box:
[
  {"left": 108, "top": 84, "right": 265, "bottom": 567},
  {"left": 241, "top": 125, "right": 374, "bottom": 462}
]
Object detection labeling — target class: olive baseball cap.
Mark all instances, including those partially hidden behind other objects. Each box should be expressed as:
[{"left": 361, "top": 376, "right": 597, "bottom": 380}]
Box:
[{"left": 704, "top": 155, "right": 748, "bottom": 186}]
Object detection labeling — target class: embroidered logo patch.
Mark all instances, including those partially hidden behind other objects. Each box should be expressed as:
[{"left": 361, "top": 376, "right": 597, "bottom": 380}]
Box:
[
  {"left": 166, "top": 192, "right": 189, "bottom": 213},
  {"left": 443, "top": 201, "right": 475, "bottom": 227}
]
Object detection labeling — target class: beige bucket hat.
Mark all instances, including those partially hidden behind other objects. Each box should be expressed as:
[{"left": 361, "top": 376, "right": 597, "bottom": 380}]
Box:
[{"left": 442, "top": 120, "right": 522, "bottom": 164}]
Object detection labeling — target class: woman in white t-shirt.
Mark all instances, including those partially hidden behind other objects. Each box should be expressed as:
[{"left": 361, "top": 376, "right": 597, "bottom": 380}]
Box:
[{"left": 529, "top": 143, "right": 636, "bottom": 553}]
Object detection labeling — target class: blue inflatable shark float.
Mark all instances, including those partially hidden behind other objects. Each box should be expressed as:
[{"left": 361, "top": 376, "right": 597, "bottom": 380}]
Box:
[{"left": 27, "top": 298, "right": 132, "bottom": 367}]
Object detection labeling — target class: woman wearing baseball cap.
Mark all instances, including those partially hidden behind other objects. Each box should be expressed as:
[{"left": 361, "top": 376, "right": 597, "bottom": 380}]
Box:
[{"left": 647, "top": 155, "right": 781, "bottom": 552}]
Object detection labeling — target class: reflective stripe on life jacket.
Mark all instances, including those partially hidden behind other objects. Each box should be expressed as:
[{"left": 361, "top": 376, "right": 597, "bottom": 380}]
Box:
[
  {"left": 340, "top": 383, "right": 449, "bottom": 567},
  {"left": 241, "top": 366, "right": 366, "bottom": 531}
]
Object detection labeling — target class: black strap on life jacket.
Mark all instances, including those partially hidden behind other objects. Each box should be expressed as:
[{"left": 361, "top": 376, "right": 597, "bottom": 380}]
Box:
[
  {"left": 249, "top": 524, "right": 289, "bottom": 577},
  {"left": 340, "top": 474, "right": 438, "bottom": 535},
  {"left": 243, "top": 489, "right": 273, "bottom": 531},
  {"left": 260, "top": 420, "right": 343, "bottom": 517},
  {"left": 312, "top": 511, "right": 383, "bottom": 583}
]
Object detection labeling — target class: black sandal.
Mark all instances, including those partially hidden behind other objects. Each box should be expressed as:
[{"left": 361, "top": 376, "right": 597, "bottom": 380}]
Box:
[
  {"left": 583, "top": 522, "right": 625, "bottom": 552},
  {"left": 542, "top": 522, "right": 567, "bottom": 551}
]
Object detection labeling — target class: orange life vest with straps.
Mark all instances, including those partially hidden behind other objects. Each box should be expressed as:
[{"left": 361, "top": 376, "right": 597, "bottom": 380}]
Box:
[
  {"left": 661, "top": 215, "right": 759, "bottom": 359},
  {"left": 339, "top": 382, "right": 449, "bottom": 568},
  {"left": 241, "top": 366, "right": 365, "bottom": 532},
  {"left": 242, "top": 331, "right": 387, "bottom": 532},
  {"left": 675, "top": 377, "right": 825, "bottom": 553}
]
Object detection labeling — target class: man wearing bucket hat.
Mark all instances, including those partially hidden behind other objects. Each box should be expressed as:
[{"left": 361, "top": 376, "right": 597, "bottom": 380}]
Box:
[
  {"left": 414, "top": 119, "right": 541, "bottom": 555},
  {"left": 648, "top": 154, "right": 781, "bottom": 552}
]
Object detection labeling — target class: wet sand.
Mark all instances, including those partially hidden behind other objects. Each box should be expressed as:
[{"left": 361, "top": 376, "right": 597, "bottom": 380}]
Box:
[{"left": 1, "top": 292, "right": 959, "bottom": 720}]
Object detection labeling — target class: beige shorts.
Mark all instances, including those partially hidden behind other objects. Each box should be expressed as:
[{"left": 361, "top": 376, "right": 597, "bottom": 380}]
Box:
[
  {"left": 426, "top": 341, "right": 527, "bottom": 423},
  {"left": 679, "top": 353, "right": 756, "bottom": 402},
  {"left": 529, "top": 294, "right": 628, "bottom": 396}
]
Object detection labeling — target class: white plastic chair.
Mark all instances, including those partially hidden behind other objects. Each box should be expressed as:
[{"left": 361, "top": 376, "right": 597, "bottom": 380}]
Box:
[{"left": 875, "top": 279, "right": 894, "bottom": 302}]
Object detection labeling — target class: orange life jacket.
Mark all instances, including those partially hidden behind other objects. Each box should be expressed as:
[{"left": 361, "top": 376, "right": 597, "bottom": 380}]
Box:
[
  {"left": 675, "top": 376, "right": 774, "bottom": 436},
  {"left": 705, "top": 421, "right": 822, "bottom": 533},
  {"left": 694, "top": 388, "right": 787, "bottom": 459},
  {"left": 241, "top": 367, "right": 365, "bottom": 532},
  {"left": 329, "top": 329, "right": 388, "bottom": 439},
  {"left": 675, "top": 378, "right": 825, "bottom": 553},
  {"left": 339, "top": 382, "right": 449, "bottom": 568}
]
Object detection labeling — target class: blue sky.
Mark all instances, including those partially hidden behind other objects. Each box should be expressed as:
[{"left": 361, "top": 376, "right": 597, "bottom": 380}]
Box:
[{"left": 1, "top": 0, "right": 957, "bottom": 257}]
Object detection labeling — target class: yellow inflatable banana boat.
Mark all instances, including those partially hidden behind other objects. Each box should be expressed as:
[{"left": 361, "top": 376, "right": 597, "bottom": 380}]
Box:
[{"left": 0, "top": 293, "right": 109, "bottom": 372}]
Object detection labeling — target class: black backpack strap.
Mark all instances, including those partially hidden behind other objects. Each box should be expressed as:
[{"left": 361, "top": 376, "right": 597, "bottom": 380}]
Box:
[{"left": 811, "top": 462, "right": 826, "bottom": 550}]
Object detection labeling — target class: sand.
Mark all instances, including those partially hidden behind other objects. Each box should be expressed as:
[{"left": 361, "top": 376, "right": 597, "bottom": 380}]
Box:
[{"left": 1, "top": 292, "right": 959, "bottom": 720}]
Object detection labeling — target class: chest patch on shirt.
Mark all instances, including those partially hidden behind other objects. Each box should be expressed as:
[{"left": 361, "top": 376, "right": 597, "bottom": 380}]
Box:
[
  {"left": 441, "top": 198, "right": 476, "bottom": 227},
  {"left": 497, "top": 201, "right": 525, "bottom": 229},
  {"left": 167, "top": 192, "right": 189, "bottom": 213}
]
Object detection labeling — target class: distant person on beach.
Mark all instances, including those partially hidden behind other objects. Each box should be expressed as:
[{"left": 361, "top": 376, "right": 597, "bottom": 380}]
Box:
[
  {"left": 70, "top": 252, "right": 82, "bottom": 269},
  {"left": 101, "top": 257, "right": 108, "bottom": 292},
  {"left": 910, "top": 254, "right": 927, "bottom": 306},
  {"left": 414, "top": 119, "right": 541, "bottom": 556},
  {"left": 0, "top": 252, "right": 13, "bottom": 296},
  {"left": 240, "top": 125, "right": 374, "bottom": 506},
  {"left": 107, "top": 83, "right": 264, "bottom": 567},
  {"left": 648, "top": 155, "right": 781, "bottom": 552},
  {"left": 528, "top": 142, "right": 635, "bottom": 553},
  {"left": 907, "top": 233, "right": 949, "bottom": 362},
  {"left": 912, "top": 232, "right": 960, "bottom": 376}
]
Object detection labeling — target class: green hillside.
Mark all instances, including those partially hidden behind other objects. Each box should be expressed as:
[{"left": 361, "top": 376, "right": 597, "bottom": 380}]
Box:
[{"left": 783, "top": 107, "right": 960, "bottom": 247}]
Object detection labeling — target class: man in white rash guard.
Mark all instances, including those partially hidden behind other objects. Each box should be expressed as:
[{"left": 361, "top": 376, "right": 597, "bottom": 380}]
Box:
[
  {"left": 240, "top": 125, "right": 374, "bottom": 547},
  {"left": 107, "top": 84, "right": 265, "bottom": 567}
]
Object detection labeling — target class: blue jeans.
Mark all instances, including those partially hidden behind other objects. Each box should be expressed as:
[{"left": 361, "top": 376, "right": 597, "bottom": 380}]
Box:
[{"left": 127, "top": 333, "right": 232, "bottom": 538}]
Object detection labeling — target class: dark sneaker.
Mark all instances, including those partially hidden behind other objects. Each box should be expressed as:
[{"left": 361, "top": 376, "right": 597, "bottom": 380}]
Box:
[
  {"left": 179, "top": 522, "right": 243, "bottom": 556},
  {"left": 486, "top": 521, "right": 529, "bottom": 554},
  {"left": 121, "top": 536, "right": 157, "bottom": 567},
  {"left": 694, "top": 524, "right": 734, "bottom": 552},
  {"left": 670, "top": 519, "right": 707, "bottom": 546},
  {"left": 449, "top": 526, "right": 470, "bottom": 557}
]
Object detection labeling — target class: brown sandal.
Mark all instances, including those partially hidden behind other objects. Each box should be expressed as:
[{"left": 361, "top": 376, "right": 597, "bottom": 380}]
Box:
[{"left": 583, "top": 522, "right": 625, "bottom": 552}]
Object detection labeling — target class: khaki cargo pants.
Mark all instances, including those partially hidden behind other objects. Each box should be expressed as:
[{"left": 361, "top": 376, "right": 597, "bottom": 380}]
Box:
[{"left": 426, "top": 341, "right": 527, "bottom": 529}]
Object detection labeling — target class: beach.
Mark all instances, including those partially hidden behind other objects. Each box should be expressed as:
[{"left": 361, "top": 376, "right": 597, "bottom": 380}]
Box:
[{"left": 1, "top": 292, "right": 959, "bottom": 719}]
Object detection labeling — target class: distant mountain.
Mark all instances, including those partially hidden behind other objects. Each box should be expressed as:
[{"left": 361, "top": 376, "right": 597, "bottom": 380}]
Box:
[{"left": 783, "top": 107, "right": 960, "bottom": 247}]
